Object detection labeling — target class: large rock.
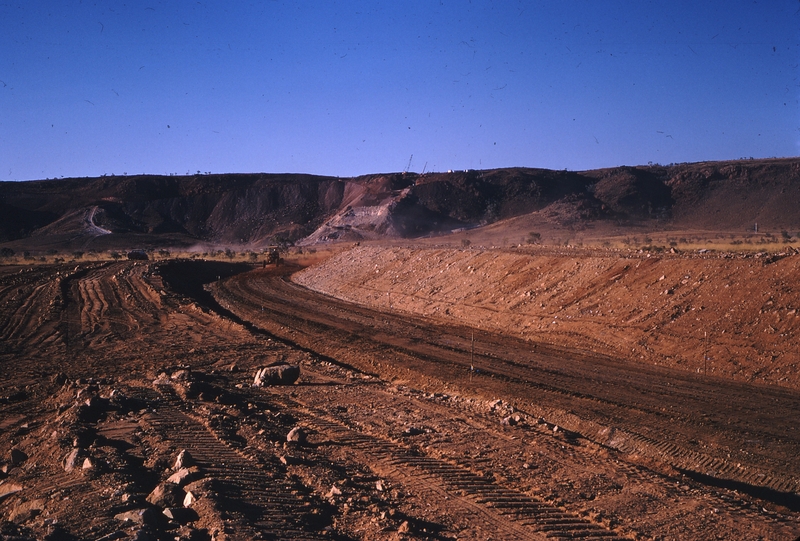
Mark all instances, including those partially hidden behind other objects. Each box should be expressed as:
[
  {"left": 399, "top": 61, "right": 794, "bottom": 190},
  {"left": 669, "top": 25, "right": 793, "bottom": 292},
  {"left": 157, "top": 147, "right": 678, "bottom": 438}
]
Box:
[
  {"left": 286, "top": 426, "right": 307, "bottom": 444},
  {"left": 147, "top": 482, "right": 184, "bottom": 507},
  {"left": 173, "top": 449, "right": 194, "bottom": 471},
  {"left": 253, "top": 364, "right": 300, "bottom": 386},
  {"left": 64, "top": 448, "right": 82, "bottom": 472},
  {"left": 167, "top": 467, "right": 202, "bottom": 487},
  {"left": 0, "top": 482, "right": 23, "bottom": 501}
]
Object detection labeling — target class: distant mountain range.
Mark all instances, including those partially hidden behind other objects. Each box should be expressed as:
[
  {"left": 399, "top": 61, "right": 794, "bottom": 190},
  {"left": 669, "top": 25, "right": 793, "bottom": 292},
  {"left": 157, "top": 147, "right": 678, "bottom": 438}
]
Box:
[{"left": 1, "top": 158, "right": 799, "bottom": 251}]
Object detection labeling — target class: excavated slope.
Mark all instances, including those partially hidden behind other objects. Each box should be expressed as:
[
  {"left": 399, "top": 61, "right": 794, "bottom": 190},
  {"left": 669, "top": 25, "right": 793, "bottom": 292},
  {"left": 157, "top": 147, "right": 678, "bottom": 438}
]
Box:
[{"left": 294, "top": 245, "right": 800, "bottom": 389}]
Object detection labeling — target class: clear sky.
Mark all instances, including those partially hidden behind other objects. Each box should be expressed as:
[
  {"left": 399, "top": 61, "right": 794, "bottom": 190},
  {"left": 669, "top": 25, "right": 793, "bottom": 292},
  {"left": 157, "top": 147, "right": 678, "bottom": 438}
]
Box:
[{"left": 1, "top": 1, "right": 798, "bottom": 181}]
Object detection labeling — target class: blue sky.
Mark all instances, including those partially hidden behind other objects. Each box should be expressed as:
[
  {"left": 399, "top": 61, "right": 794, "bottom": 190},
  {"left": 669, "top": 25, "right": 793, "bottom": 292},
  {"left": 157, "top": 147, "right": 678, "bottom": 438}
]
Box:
[{"left": 1, "top": 1, "right": 798, "bottom": 181}]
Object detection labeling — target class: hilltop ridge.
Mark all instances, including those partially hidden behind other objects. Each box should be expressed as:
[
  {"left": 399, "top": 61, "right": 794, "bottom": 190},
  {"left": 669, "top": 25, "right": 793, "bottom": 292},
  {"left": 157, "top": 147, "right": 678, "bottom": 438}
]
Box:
[{"left": 1, "top": 158, "right": 799, "bottom": 252}]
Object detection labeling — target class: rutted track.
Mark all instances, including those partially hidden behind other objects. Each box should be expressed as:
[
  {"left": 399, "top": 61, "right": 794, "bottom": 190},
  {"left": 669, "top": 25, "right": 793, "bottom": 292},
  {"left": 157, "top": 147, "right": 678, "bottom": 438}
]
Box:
[
  {"left": 211, "top": 265, "right": 800, "bottom": 500},
  {"left": 1, "top": 260, "right": 799, "bottom": 541},
  {"left": 272, "top": 386, "right": 630, "bottom": 540},
  {"left": 136, "top": 386, "right": 331, "bottom": 541}
]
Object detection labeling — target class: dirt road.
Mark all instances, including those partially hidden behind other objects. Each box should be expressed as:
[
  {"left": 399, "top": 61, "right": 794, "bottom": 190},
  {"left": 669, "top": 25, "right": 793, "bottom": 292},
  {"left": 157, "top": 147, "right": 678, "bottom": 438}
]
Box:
[{"left": 0, "top": 260, "right": 798, "bottom": 540}]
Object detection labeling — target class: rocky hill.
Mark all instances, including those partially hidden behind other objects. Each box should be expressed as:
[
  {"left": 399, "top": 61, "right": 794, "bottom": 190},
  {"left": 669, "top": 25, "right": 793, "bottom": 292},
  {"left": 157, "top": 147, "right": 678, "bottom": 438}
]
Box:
[{"left": 1, "top": 158, "right": 799, "bottom": 252}]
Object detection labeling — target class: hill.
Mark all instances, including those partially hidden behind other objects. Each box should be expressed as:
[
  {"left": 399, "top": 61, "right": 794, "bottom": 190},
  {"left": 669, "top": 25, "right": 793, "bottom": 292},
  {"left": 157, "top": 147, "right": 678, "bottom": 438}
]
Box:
[{"left": 1, "top": 158, "right": 799, "bottom": 253}]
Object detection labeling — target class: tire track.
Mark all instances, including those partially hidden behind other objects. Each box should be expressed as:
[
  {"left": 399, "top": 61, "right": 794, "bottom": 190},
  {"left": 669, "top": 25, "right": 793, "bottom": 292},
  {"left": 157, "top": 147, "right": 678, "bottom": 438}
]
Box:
[
  {"left": 211, "top": 270, "right": 800, "bottom": 499},
  {"left": 135, "top": 386, "right": 331, "bottom": 541},
  {"left": 292, "top": 403, "right": 630, "bottom": 541},
  {"left": 242, "top": 377, "right": 632, "bottom": 541}
]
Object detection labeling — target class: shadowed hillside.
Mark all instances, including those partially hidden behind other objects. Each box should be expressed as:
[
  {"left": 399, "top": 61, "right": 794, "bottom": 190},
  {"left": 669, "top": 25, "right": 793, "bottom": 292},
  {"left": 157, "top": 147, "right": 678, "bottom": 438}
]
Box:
[{"left": 1, "top": 158, "right": 799, "bottom": 251}]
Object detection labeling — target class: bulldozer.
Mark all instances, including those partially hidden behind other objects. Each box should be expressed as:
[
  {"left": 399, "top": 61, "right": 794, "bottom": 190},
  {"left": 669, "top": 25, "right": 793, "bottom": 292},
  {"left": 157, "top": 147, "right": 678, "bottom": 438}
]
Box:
[{"left": 263, "top": 247, "right": 282, "bottom": 266}]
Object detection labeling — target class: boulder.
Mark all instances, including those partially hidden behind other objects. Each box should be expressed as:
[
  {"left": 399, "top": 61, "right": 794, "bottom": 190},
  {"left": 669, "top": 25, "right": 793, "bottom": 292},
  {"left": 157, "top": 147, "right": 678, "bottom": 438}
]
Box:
[
  {"left": 286, "top": 426, "right": 307, "bottom": 444},
  {"left": 10, "top": 498, "right": 44, "bottom": 522},
  {"left": 183, "top": 490, "right": 196, "bottom": 508},
  {"left": 253, "top": 364, "right": 300, "bottom": 386},
  {"left": 64, "top": 449, "right": 82, "bottom": 472},
  {"left": 167, "top": 467, "right": 202, "bottom": 487},
  {"left": 147, "top": 482, "right": 184, "bottom": 507},
  {"left": 0, "top": 482, "right": 23, "bottom": 501},
  {"left": 174, "top": 449, "right": 194, "bottom": 470}
]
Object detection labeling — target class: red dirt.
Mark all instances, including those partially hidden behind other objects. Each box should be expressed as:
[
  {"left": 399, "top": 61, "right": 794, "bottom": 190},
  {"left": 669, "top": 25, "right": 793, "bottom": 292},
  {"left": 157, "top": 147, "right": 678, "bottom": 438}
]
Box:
[{"left": 1, "top": 256, "right": 798, "bottom": 540}]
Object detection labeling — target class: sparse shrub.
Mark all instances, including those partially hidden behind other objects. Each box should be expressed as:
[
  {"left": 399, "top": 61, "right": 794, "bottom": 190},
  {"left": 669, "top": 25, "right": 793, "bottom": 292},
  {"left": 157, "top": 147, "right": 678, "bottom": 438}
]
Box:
[
  {"left": 461, "top": 239, "right": 471, "bottom": 248},
  {"left": 72, "top": 251, "right": 84, "bottom": 259},
  {"left": 110, "top": 251, "right": 121, "bottom": 260},
  {"left": 669, "top": 241, "right": 677, "bottom": 247},
  {"left": 527, "top": 232, "right": 541, "bottom": 244},
  {"left": 781, "top": 230, "right": 791, "bottom": 240},
  {"left": 249, "top": 252, "right": 258, "bottom": 261},
  {"left": 224, "top": 248, "right": 235, "bottom": 260},
  {"left": 158, "top": 249, "right": 171, "bottom": 259},
  {"left": 23, "top": 251, "right": 34, "bottom": 260}
]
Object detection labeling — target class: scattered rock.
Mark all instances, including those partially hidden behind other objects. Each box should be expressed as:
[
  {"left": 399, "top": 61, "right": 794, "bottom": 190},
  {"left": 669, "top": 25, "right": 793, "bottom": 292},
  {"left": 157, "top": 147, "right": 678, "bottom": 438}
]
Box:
[
  {"left": 326, "top": 485, "right": 342, "bottom": 499},
  {"left": 167, "top": 467, "right": 202, "bottom": 487},
  {"left": 152, "top": 374, "right": 172, "bottom": 386},
  {"left": 183, "top": 490, "right": 197, "bottom": 507},
  {"left": 171, "top": 369, "right": 192, "bottom": 382},
  {"left": 64, "top": 449, "right": 82, "bottom": 472},
  {"left": 163, "top": 507, "right": 199, "bottom": 524},
  {"left": 402, "top": 426, "right": 424, "bottom": 436},
  {"left": 253, "top": 364, "right": 300, "bottom": 386},
  {"left": 81, "top": 457, "right": 95, "bottom": 470},
  {"left": 10, "top": 498, "right": 44, "bottom": 522},
  {"left": 174, "top": 449, "right": 194, "bottom": 470},
  {"left": 501, "top": 414, "right": 521, "bottom": 426},
  {"left": 114, "top": 508, "right": 158, "bottom": 527},
  {"left": 397, "top": 520, "right": 411, "bottom": 534},
  {"left": 279, "top": 455, "right": 302, "bottom": 466},
  {"left": 0, "top": 481, "right": 24, "bottom": 501},
  {"left": 147, "top": 482, "right": 184, "bottom": 507},
  {"left": 375, "top": 480, "right": 385, "bottom": 491},
  {"left": 286, "top": 426, "right": 307, "bottom": 444}
]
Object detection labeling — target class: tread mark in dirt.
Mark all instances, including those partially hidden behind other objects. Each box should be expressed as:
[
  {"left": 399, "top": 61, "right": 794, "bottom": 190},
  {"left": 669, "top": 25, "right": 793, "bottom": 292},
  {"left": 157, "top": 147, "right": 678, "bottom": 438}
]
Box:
[
  {"left": 210, "top": 268, "right": 800, "bottom": 499},
  {"left": 135, "top": 388, "right": 331, "bottom": 541},
  {"left": 284, "top": 397, "right": 631, "bottom": 541}
]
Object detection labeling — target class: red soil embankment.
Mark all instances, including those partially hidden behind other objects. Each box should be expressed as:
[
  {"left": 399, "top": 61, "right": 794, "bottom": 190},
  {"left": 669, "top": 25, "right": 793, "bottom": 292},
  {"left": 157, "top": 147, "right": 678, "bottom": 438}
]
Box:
[{"left": 295, "top": 246, "right": 800, "bottom": 389}]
